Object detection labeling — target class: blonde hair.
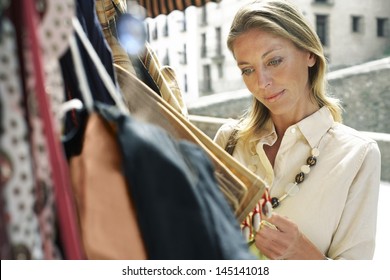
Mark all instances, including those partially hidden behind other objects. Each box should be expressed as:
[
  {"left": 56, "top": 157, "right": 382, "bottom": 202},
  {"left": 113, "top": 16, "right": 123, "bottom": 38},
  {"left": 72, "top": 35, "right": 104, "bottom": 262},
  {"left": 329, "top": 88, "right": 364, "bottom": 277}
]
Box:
[{"left": 227, "top": 0, "right": 342, "bottom": 142}]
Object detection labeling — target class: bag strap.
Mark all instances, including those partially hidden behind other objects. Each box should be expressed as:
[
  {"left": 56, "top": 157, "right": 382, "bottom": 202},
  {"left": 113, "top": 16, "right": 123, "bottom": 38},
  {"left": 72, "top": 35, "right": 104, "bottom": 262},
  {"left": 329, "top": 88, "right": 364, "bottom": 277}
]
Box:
[{"left": 224, "top": 128, "right": 239, "bottom": 156}]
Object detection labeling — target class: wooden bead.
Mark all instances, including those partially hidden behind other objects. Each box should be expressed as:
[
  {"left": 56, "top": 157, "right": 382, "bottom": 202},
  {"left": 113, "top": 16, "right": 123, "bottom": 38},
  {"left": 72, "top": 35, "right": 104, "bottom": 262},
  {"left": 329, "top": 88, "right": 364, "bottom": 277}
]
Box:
[
  {"left": 271, "top": 197, "right": 280, "bottom": 208},
  {"left": 295, "top": 172, "right": 305, "bottom": 183},
  {"left": 307, "top": 156, "right": 317, "bottom": 166}
]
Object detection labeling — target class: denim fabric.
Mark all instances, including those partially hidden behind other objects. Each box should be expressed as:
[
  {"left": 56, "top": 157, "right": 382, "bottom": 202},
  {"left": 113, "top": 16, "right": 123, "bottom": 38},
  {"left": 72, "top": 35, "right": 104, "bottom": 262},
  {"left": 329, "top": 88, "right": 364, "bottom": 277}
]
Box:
[{"left": 97, "top": 103, "right": 254, "bottom": 260}]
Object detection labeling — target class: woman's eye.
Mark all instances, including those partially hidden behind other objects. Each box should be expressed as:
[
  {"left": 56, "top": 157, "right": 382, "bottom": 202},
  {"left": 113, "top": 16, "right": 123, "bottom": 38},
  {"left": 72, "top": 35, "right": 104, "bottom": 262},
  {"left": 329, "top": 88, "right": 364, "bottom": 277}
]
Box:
[
  {"left": 241, "top": 68, "right": 255, "bottom": 76},
  {"left": 268, "top": 58, "right": 283, "bottom": 66}
]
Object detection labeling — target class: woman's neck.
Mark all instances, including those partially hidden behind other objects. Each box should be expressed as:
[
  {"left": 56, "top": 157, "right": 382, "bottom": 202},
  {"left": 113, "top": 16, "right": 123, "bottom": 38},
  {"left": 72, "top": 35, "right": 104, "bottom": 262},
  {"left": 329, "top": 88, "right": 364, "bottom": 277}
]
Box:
[{"left": 271, "top": 102, "right": 320, "bottom": 138}]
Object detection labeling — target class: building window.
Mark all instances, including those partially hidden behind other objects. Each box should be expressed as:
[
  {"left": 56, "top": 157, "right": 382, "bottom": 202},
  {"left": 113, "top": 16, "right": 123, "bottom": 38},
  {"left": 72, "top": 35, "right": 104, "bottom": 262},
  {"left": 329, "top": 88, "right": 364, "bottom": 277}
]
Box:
[
  {"left": 146, "top": 23, "right": 150, "bottom": 42},
  {"left": 316, "top": 14, "right": 328, "bottom": 46},
  {"left": 203, "top": 65, "right": 212, "bottom": 92},
  {"left": 180, "top": 11, "right": 187, "bottom": 32},
  {"left": 201, "top": 33, "right": 207, "bottom": 58},
  {"left": 152, "top": 22, "right": 158, "bottom": 40},
  {"left": 163, "top": 49, "right": 169, "bottom": 65},
  {"left": 215, "top": 27, "right": 222, "bottom": 56},
  {"left": 180, "top": 44, "right": 187, "bottom": 65},
  {"left": 312, "top": 0, "right": 334, "bottom": 6},
  {"left": 377, "top": 18, "right": 388, "bottom": 37},
  {"left": 351, "top": 16, "right": 363, "bottom": 33},
  {"left": 201, "top": 5, "right": 207, "bottom": 25},
  {"left": 163, "top": 18, "right": 169, "bottom": 37},
  {"left": 217, "top": 63, "right": 223, "bottom": 79},
  {"left": 184, "top": 74, "right": 188, "bottom": 92}
]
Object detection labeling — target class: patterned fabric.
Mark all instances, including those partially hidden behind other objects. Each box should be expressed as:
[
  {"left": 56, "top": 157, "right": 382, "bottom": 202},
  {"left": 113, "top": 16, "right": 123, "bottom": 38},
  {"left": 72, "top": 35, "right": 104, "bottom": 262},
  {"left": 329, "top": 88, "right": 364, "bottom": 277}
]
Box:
[
  {"left": 0, "top": 13, "right": 68, "bottom": 260},
  {"left": 22, "top": 0, "right": 84, "bottom": 260},
  {"left": 95, "top": 0, "right": 126, "bottom": 31},
  {"left": 95, "top": 0, "right": 137, "bottom": 75},
  {"left": 140, "top": 42, "right": 188, "bottom": 117},
  {"left": 0, "top": 18, "right": 45, "bottom": 260}
]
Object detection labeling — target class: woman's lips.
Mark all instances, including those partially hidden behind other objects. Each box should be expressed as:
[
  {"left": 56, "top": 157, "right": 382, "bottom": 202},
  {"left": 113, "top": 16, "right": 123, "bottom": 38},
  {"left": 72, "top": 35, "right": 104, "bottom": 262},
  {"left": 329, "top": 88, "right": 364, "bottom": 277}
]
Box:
[{"left": 265, "top": 89, "right": 285, "bottom": 103}]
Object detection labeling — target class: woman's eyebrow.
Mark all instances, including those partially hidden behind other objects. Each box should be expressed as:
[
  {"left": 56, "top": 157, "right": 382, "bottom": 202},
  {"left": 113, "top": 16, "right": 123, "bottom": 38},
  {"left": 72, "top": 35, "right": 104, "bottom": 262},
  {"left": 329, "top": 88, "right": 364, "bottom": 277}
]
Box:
[{"left": 237, "top": 47, "right": 282, "bottom": 66}]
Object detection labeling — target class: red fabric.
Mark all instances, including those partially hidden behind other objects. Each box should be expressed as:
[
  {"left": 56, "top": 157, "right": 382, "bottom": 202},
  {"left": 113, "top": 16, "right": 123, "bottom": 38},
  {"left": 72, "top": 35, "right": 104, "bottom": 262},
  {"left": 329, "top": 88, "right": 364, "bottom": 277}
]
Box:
[{"left": 23, "top": 0, "right": 84, "bottom": 260}]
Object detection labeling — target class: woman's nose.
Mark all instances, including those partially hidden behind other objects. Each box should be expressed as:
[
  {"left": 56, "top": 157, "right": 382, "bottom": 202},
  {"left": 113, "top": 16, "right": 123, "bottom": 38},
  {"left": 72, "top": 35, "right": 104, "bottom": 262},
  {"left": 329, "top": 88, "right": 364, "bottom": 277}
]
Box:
[{"left": 257, "top": 69, "right": 271, "bottom": 89}]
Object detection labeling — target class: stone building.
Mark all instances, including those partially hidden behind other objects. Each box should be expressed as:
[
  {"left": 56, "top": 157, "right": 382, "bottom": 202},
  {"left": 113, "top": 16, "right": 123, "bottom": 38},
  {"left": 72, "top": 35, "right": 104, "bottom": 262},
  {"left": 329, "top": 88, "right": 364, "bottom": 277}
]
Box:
[{"left": 145, "top": 0, "right": 390, "bottom": 99}]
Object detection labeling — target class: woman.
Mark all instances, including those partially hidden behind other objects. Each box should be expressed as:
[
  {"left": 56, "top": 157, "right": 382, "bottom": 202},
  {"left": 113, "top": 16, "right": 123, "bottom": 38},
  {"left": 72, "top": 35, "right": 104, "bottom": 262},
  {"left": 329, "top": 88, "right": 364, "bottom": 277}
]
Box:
[{"left": 214, "top": 0, "right": 381, "bottom": 260}]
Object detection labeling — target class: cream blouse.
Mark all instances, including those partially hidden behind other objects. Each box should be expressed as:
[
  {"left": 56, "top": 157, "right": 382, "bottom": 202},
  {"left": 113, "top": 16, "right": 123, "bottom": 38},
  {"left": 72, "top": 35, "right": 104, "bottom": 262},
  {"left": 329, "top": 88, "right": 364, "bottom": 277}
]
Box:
[{"left": 214, "top": 107, "right": 381, "bottom": 259}]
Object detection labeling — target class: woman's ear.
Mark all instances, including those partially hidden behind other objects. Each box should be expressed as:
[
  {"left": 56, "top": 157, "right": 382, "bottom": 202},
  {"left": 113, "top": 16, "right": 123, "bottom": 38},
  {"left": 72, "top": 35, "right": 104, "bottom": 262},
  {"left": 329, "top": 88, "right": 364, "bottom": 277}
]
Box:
[{"left": 308, "top": 52, "right": 316, "bottom": 67}]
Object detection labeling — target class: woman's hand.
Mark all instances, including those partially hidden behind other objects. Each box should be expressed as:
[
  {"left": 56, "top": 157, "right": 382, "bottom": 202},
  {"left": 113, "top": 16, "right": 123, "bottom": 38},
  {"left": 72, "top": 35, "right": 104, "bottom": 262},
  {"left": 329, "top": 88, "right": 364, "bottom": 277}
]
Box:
[{"left": 254, "top": 213, "right": 327, "bottom": 260}]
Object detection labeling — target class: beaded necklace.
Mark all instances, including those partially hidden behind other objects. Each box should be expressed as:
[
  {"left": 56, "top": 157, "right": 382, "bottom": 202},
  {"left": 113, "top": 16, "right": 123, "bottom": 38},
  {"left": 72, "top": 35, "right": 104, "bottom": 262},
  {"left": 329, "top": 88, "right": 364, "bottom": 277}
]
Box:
[
  {"left": 243, "top": 145, "right": 320, "bottom": 243},
  {"left": 224, "top": 127, "right": 322, "bottom": 242},
  {"left": 269, "top": 147, "right": 320, "bottom": 208}
]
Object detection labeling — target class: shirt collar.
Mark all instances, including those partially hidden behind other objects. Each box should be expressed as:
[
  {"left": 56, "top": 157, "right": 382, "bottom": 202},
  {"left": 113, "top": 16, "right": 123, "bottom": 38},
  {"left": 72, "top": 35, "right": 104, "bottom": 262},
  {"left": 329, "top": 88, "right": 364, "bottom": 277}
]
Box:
[
  {"left": 296, "top": 106, "right": 334, "bottom": 148},
  {"left": 249, "top": 118, "right": 277, "bottom": 145},
  {"left": 248, "top": 106, "right": 334, "bottom": 148}
]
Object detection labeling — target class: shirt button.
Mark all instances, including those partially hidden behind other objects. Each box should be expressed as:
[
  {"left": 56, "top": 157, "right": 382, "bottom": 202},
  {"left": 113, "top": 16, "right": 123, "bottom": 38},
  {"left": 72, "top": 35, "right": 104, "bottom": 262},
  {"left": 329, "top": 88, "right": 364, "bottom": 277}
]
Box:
[
  {"left": 291, "top": 127, "right": 296, "bottom": 134},
  {"left": 251, "top": 155, "right": 260, "bottom": 164},
  {"left": 248, "top": 165, "right": 257, "bottom": 173}
]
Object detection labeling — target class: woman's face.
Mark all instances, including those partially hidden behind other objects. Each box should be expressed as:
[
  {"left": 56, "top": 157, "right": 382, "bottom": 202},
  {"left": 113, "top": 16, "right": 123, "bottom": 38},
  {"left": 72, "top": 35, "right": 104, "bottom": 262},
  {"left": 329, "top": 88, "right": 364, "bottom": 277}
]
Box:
[{"left": 232, "top": 29, "right": 316, "bottom": 120}]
